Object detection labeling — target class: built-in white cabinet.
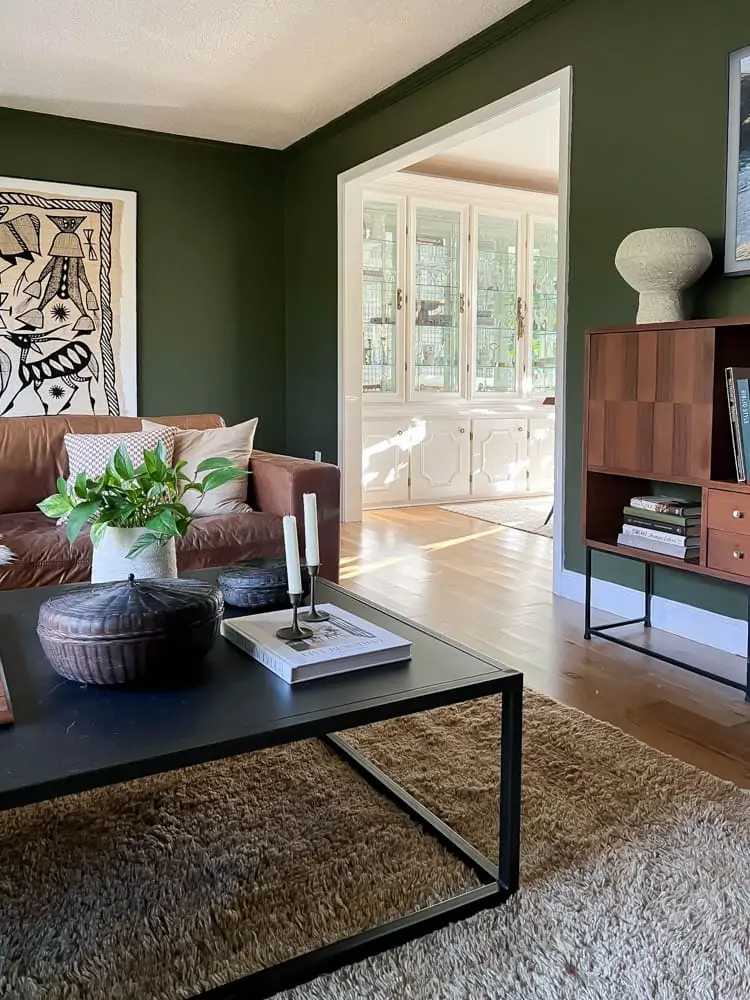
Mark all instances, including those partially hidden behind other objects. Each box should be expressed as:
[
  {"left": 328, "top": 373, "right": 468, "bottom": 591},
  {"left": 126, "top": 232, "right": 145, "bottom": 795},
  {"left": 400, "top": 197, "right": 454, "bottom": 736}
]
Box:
[
  {"left": 362, "top": 180, "right": 558, "bottom": 403},
  {"left": 470, "top": 418, "right": 528, "bottom": 498},
  {"left": 360, "top": 175, "right": 557, "bottom": 509},
  {"left": 362, "top": 413, "right": 554, "bottom": 507},
  {"left": 527, "top": 414, "right": 555, "bottom": 494},
  {"left": 409, "top": 417, "right": 471, "bottom": 500},
  {"left": 361, "top": 419, "right": 411, "bottom": 505}
]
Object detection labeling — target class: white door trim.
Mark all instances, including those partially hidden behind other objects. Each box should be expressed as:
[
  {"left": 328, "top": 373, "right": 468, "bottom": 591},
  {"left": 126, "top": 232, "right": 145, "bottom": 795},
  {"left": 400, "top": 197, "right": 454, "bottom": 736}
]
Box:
[{"left": 337, "top": 66, "right": 573, "bottom": 598}]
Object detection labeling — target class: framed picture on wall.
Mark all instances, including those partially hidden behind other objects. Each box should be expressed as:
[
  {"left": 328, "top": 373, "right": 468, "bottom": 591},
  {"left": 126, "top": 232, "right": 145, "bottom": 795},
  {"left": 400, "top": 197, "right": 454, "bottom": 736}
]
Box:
[
  {"left": 0, "top": 176, "right": 137, "bottom": 415},
  {"left": 725, "top": 45, "right": 750, "bottom": 275}
]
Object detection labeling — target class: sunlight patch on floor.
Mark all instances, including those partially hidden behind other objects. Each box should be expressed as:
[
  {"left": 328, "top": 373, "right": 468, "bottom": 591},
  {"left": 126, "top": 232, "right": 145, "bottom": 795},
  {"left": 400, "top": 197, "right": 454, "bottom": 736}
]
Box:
[{"left": 422, "top": 525, "right": 506, "bottom": 552}]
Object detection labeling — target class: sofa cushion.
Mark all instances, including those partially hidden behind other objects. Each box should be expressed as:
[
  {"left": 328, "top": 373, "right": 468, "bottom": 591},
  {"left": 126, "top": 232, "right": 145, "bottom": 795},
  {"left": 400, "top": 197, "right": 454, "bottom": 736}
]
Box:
[
  {"left": 0, "top": 509, "right": 285, "bottom": 590},
  {"left": 64, "top": 425, "right": 176, "bottom": 487},
  {"left": 142, "top": 418, "right": 258, "bottom": 516}
]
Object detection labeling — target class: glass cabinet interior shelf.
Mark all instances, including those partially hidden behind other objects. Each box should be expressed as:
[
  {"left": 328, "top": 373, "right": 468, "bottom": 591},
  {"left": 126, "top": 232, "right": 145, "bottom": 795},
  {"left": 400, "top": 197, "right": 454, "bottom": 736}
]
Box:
[
  {"left": 474, "top": 214, "right": 519, "bottom": 394},
  {"left": 413, "top": 205, "right": 461, "bottom": 394},
  {"left": 362, "top": 199, "right": 399, "bottom": 393}
]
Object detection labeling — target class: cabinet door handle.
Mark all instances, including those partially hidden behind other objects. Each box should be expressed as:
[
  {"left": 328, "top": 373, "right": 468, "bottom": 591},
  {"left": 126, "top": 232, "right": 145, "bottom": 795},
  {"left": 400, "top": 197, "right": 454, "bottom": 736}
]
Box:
[
  {"left": 734, "top": 549, "right": 745, "bottom": 560},
  {"left": 733, "top": 509, "right": 744, "bottom": 519},
  {"left": 396, "top": 288, "right": 403, "bottom": 311},
  {"left": 516, "top": 296, "right": 526, "bottom": 340},
  {"left": 459, "top": 427, "right": 465, "bottom": 434},
  {"left": 397, "top": 429, "right": 403, "bottom": 435},
  {"left": 459, "top": 292, "right": 466, "bottom": 314}
]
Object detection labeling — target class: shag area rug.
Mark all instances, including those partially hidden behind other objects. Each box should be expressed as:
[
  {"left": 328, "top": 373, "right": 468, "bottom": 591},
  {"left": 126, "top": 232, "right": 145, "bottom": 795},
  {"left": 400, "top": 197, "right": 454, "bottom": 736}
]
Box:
[
  {"left": 440, "top": 497, "right": 553, "bottom": 537},
  {"left": 2, "top": 692, "right": 750, "bottom": 999}
]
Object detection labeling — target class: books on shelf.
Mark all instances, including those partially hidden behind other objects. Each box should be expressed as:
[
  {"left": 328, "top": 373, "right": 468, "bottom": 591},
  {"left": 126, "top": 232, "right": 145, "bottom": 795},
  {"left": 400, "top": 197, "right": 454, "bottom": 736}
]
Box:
[
  {"left": 629, "top": 496, "right": 702, "bottom": 516},
  {"left": 623, "top": 514, "right": 700, "bottom": 536},
  {"left": 622, "top": 505, "right": 701, "bottom": 527},
  {"left": 220, "top": 604, "right": 412, "bottom": 684},
  {"left": 617, "top": 495, "right": 701, "bottom": 561},
  {"left": 725, "top": 367, "right": 750, "bottom": 482},
  {"left": 616, "top": 532, "right": 699, "bottom": 560}
]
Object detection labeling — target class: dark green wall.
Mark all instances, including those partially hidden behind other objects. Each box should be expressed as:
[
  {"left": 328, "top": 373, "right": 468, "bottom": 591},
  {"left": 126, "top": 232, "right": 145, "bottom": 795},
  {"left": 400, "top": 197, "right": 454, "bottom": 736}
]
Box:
[
  {"left": 0, "top": 108, "right": 286, "bottom": 451},
  {"left": 284, "top": 0, "right": 750, "bottom": 618}
]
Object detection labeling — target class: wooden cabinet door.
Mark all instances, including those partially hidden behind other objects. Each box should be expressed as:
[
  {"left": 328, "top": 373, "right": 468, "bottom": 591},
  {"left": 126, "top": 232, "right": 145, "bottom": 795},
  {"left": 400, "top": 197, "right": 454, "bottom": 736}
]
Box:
[
  {"left": 362, "top": 419, "right": 411, "bottom": 506},
  {"left": 410, "top": 417, "right": 470, "bottom": 500},
  {"left": 470, "top": 418, "right": 528, "bottom": 497},
  {"left": 528, "top": 414, "right": 555, "bottom": 493},
  {"left": 586, "top": 328, "right": 714, "bottom": 479}
]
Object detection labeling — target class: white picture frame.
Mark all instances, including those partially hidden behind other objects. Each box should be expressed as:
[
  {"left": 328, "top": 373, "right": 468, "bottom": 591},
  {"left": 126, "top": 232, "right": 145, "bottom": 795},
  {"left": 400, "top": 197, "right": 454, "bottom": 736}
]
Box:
[
  {"left": 0, "top": 176, "right": 137, "bottom": 415},
  {"left": 725, "top": 46, "right": 750, "bottom": 276}
]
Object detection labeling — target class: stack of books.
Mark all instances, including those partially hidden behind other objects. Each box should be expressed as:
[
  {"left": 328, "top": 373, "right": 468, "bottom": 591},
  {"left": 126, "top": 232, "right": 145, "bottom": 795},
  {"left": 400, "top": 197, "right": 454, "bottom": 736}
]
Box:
[{"left": 617, "top": 496, "right": 702, "bottom": 561}]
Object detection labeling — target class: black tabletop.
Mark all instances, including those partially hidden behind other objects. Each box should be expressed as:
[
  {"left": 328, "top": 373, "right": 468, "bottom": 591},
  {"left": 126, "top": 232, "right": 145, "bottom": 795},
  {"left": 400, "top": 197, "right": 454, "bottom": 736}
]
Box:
[{"left": 0, "top": 574, "right": 520, "bottom": 812}]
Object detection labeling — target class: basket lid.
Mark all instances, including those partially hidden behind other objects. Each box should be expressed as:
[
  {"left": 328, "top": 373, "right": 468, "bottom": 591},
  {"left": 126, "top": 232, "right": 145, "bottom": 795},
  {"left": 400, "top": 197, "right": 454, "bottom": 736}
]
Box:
[
  {"left": 217, "top": 558, "right": 288, "bottom": 590},
  {"left": 37, "top": 575, "right": 223, "bottom": 640}
]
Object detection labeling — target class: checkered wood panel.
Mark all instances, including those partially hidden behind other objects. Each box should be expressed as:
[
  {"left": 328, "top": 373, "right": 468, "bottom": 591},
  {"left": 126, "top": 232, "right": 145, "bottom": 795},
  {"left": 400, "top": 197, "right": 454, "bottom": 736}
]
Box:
[
  {"left": 587, "top": 328, "right": 714, "bottom": 479},
  {"left": 0, "top": 658, "right": 13, "bottom": 725}
]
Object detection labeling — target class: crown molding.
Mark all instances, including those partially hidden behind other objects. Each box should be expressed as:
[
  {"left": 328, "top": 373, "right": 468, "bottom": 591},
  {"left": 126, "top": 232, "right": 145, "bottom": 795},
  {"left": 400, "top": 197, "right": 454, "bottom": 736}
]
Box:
[{"left": 287, "top": 0, "right": 575, "bottom": 155}]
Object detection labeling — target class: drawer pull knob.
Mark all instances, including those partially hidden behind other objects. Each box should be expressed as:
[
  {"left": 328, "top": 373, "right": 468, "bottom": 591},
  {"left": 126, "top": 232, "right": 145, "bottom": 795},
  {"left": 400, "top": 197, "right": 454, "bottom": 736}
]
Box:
[
  {"left": 734, "top": 549, "right": 745, "bottom": 560},
  {"left": 733, "top": 510, "right": 744, "bottom": 519}
]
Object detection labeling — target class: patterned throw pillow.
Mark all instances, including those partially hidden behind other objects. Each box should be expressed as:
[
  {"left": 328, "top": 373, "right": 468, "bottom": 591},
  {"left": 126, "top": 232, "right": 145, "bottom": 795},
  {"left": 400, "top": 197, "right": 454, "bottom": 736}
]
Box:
[{"left": 64, "top": 425, "right": 176, "bottom": 490}]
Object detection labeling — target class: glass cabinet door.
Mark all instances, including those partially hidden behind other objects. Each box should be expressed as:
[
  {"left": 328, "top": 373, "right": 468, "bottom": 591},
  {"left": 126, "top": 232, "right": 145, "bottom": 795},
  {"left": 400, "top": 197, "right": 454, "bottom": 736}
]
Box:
[
  {"left": 412, "top": 204, "right": 462, "bottom": 396},
  {"left": 530, "top": 217, "right": 558, "bottom": 394},
  {"left": 474, "top": 214, "right": 520, "bottom": 395},
  {"left": 362, "top": 199, "right": 400, "bottom": 395}
]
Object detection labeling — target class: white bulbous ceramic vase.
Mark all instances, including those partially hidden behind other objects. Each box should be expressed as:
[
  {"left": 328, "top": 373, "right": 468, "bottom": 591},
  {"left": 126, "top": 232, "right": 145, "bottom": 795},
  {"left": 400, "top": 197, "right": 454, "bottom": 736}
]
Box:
[
  {"left": 91, "top": 527, "right": 178, "bottom": 583},
  {"left": 614, "top": 228, "right": 712, "bottom": 324}
]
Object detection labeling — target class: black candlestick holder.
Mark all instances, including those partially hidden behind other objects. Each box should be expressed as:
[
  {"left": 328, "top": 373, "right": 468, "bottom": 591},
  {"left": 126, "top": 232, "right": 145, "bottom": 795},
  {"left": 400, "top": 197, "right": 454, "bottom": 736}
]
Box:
[
  {"left": 276, "top": 592, "right": 314, "bottom": 641},
  {"left": 300, "top": 564, "right": 330, "bottom": 622}
]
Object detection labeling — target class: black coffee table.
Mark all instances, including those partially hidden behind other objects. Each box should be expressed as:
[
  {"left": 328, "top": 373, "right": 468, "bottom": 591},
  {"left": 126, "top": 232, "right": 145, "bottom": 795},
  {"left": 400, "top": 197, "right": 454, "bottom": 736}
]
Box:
[{"left": 0, "top": 574, "right": 523, "bottom": 1000}]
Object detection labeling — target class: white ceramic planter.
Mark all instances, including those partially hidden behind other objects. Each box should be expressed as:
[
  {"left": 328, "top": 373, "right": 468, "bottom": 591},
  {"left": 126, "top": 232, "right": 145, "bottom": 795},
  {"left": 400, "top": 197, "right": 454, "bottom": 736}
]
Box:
[
  {"left": 614, "top": 228, "right": 712, "bottom": 324},
  {"left": 91, "top": 527, "right": 178, "bottom": 583}
]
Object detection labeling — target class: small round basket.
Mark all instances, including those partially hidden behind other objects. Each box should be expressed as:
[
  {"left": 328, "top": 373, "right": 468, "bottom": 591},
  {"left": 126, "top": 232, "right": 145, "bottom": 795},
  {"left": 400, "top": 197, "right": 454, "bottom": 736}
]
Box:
[
  {"left": 217, "top": 558, "right": 291, "bottom": 610},
  {"left": 37, "top": 575, "right": 223, "bottom": 686}
]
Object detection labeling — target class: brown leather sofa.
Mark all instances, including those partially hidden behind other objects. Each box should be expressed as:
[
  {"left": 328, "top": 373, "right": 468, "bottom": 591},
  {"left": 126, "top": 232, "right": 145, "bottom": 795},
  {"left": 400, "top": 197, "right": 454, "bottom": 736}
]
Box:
[{"left": 0, "top": 413, "right": 340, "bottom": 590}]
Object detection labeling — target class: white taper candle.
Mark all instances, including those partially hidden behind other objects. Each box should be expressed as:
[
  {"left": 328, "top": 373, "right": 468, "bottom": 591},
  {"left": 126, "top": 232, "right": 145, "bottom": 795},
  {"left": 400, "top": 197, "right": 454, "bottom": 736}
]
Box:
[
  {"left": 303, "top": 492, "right": 320, "bottom": 567},
  {"left": 282, "top": 514, "right": 303, "bottom": 595}
]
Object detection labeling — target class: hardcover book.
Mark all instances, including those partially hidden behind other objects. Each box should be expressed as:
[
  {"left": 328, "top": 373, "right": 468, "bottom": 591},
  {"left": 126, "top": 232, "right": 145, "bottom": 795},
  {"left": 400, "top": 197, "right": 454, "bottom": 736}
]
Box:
[
  {"left": 221, "top": 604, "right": 412, "bottom": 684},
  {"left": 629, "top": 497, "right": 702, "bottom": 516},
  {"left": 622, "top": 506, "right": 701, "bottom": 527},
  {"left": 725, "top": 366, "right": 750, "bottom": 481},
  {"left": 622, "top": 514, "right": 700, "bottom": 536},
  {"left": 621, "top": 524, "right": 699, "bottom": 547},
  {"left": 617, "top": 533, "right": 699, "bottom": 560},
  {"left": 737, "top": 378, "right": 750, "bottom": 481}
]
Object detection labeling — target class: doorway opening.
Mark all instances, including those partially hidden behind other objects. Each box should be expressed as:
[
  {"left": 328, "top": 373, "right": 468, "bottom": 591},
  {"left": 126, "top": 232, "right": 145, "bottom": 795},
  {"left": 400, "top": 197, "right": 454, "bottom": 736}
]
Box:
[{"left": 338, "top": 68, "right": 571, "bottom": 595}]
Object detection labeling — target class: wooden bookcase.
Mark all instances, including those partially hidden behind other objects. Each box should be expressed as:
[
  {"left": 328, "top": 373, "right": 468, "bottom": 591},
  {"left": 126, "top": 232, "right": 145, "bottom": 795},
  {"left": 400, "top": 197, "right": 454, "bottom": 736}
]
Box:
[{"left": 583, "top": 317, "right": 750, "bottom": 695}]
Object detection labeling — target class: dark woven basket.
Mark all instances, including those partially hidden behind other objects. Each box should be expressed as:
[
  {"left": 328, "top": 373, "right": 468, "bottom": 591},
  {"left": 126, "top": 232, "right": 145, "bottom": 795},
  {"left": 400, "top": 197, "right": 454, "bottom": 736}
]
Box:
[
  {"left": 218, "top": 558, "right": 291, "bottom": 610},
  {"left": 37, "top": 575, "right": 223, "bottom": 686}
]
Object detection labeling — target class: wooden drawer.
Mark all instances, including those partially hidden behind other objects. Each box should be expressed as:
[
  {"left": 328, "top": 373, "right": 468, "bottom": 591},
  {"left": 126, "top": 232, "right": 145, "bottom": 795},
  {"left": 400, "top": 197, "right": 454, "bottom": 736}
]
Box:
[
  {"left": 706, "top": 489, "right": 750, "bottom": 536},
  {"left": 707, "top": 528, "right": 750, "bottom": 578}
]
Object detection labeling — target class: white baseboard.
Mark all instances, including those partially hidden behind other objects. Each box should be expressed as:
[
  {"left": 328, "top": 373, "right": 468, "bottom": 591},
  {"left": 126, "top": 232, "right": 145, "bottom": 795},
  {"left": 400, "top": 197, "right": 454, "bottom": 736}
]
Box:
[{"left": 559, "top": 569, "right": 746, "bottom": 684}]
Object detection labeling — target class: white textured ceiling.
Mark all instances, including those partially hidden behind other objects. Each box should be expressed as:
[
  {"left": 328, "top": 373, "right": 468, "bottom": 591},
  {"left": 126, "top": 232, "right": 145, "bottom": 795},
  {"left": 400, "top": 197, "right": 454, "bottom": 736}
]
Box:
[{"left": 0, "top": 0, "right": 532, "bottom": 149}]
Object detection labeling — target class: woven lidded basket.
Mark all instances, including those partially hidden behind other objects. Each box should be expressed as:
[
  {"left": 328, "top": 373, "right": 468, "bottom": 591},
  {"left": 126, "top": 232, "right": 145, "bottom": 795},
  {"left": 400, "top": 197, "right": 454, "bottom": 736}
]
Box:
[
  {"left": 37, "top": 575, "right": 223, "bottom": 685},
  {"left": 217, "top": 557, "right": 290, "bottom": 609}
]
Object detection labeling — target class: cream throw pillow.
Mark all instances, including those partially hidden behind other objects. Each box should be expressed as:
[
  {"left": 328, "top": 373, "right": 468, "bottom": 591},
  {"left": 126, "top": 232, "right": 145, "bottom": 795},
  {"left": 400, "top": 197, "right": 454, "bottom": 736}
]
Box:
[
  {"left": 142, "top": 418, "right": 258, "bottom": 516},
  {"left": 65, "top": 425, "right": 176, "bottom": 486}
]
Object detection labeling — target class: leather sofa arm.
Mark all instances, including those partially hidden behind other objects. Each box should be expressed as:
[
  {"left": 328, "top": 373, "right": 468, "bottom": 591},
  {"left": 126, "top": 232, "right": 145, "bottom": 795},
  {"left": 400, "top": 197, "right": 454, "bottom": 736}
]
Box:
[{"left": 250, "top": 452, "right": 341, "bottom": 583}]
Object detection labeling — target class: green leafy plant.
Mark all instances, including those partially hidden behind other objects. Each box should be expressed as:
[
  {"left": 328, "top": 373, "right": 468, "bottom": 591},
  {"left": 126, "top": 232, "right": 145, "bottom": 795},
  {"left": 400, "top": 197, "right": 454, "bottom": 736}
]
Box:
[{"left": 38, "top": 442, "right": 247, "bottom": 557}]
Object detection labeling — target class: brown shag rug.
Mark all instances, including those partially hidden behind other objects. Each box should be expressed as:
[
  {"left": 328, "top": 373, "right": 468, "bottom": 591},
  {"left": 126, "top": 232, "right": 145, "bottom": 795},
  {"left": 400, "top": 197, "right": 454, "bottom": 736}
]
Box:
[{"left": 1, "top": 692, "right": 750, "bottom": 999}]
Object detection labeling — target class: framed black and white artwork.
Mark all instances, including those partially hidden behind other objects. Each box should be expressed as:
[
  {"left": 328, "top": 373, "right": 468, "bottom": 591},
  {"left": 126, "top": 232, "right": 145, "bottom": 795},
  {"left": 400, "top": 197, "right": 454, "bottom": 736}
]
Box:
[
  {"left": 0, "top": 176, "right": 136, "bottom": 415},
  {"left": 726, "top": 46, "right": 750, "bottom": 275}
]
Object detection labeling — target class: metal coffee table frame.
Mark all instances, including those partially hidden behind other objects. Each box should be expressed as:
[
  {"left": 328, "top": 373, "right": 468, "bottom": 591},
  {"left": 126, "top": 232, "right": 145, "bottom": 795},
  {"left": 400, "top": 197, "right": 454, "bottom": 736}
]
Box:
[{"left": 0, "top": 577, "right": 522, "bottom": 1000}]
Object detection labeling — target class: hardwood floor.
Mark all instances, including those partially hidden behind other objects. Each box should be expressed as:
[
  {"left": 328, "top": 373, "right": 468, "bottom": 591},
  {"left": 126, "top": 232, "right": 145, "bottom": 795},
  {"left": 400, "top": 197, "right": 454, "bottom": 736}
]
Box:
[{"left": 340, "top": 506, "right": 750, "bottom": 787}]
